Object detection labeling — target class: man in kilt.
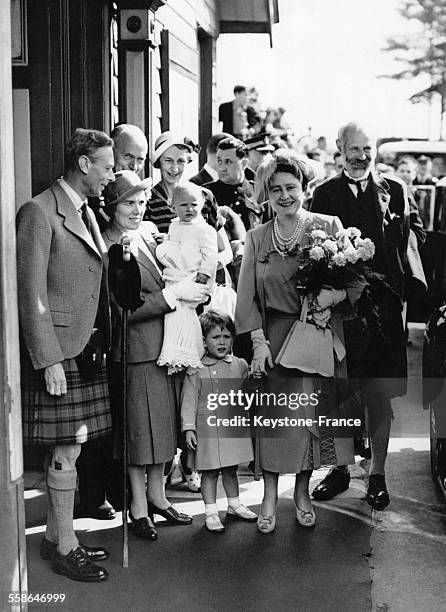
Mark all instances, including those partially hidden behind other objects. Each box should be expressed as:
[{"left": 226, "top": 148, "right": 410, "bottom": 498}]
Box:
[{"left": 17, "top": 128, "right": 115, "bottom": 581}]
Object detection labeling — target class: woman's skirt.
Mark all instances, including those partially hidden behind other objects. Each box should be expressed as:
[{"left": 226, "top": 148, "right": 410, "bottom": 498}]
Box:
[
  {"left": 111, "top": 360, "right": 177, "bottom": 465},
  {"left": 256, "top": 314, "right": 354, "bottom": 474},
  {"left": 21, "top": 355, "right": 111, "bottom": 446}
]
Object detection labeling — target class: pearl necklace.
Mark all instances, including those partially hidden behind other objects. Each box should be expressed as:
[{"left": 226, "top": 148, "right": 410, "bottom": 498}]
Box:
[{"left": 272, "top": 211, "right": 307, "bottom": 258}]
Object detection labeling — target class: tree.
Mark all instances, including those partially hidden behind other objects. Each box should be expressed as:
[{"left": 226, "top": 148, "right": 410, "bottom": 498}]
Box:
[{"left": 382, "top": 0, "right": 446, "bottom": 136}]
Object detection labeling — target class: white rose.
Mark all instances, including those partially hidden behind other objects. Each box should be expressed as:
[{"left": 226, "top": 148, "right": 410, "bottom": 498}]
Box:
[
  {"left": 358, "top": 238, "right": 375, "bottom": 259},
  {"left": 323, "top": 239, "right": 338, "bottom": 254},
  {"left": 310, "top": 229, "right": 327, "bottom": 243},
  {"left": 332, "top": 252, "right": 347, "bottom": 266},
  {"left": 345, "top": 249, "right": 360, "bottom": 264},
  {"left": 309, "top": 246, "right": 325, "bottom": 260}
]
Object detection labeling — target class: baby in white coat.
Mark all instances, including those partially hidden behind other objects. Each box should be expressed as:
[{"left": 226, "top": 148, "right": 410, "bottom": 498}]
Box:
[{"left": 157, "top": 182, "right": 218, "bottom": 373}]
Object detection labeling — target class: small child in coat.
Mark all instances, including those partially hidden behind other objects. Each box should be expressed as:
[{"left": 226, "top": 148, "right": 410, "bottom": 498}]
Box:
[
  {"left": 181, "top": 310, "right": 257, "bottom": 532},
  {"left": 157, "top": 182, "right": 218, "bottom": 374}
]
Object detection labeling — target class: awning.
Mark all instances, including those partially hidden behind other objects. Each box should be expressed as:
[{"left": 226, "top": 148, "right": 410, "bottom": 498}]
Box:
[{"left": 217, "top": 0, "right": 280, "bottom": 47}]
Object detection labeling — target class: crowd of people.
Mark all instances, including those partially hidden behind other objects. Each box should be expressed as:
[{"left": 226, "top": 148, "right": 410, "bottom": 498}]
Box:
[{"left": 17, "top": 90, "right": 429, "bottom": 583}]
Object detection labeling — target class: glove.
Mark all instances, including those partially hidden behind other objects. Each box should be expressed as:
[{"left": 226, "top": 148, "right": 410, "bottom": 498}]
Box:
[
  {"left": 311, "top": 308, "right": 332, "bottom": 328},
  {"left": 171, "top": 280, "right": 209, "bottom": 302},
  {"left": 315, "top": 288, "right": 346, "bottom": 311},
  {"left": 250, "top": 329, "right": 274, "bottom": 375}
]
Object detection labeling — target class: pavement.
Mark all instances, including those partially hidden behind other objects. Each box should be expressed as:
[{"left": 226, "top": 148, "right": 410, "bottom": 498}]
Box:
[{"left": 20, "top": 325, "right": 446, "bottom": 612}]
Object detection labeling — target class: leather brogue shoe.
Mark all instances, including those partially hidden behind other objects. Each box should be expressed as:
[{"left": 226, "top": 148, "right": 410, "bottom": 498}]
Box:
[
  {"left": 366, "top": 474, "right": 390, "bottom": 511},
  {"left": 312, "top": 468, "right": 350, "bottom": 501},
  {"left": 128, "top": 512, "right": 158, "bottom": 540},
  {"left": 148, "top": 503, "right": 193, "bottom": 525},
  {"left": 77, "top": 505, "right": 116, "bottom": 520},
  {"left": 41, "top": 538, "right": 109, "bottom": 562},
  {"left": 51, "top": 547, "right": 108, "bottom": 582}
]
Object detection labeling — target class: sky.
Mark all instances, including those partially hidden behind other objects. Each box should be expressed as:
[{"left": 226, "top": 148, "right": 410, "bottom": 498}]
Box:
[{"left": 216, "top": 0, "right": 440, "bottom": 145}]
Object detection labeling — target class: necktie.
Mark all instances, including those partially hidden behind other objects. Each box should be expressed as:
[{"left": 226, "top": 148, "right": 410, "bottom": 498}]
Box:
[
  {"left": 345, "top": 176, "right": 365, "bottom": 198},
  {"left": 81, "top": 203, "right": 108, "bottom": 347},
  {"left": 81, "top": 203, "right": 92, "bottom": 234}
]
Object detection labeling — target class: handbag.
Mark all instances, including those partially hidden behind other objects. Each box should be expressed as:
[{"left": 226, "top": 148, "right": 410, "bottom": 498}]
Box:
[
  {"left": 204, "top": 267, "right": 237, "bottom": 318},
  {"left": 275, "top": 297, "right": 336, "bottom": 377}
]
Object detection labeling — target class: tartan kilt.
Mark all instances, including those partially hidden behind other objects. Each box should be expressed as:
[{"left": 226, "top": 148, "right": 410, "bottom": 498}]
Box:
[{"left": 21, "top": 355, "right": 111, "bottom": 445}]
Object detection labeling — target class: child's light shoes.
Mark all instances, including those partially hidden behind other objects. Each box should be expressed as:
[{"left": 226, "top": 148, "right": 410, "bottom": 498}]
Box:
[
  {"left": 226, "top": 504, "right": 258, "bottom": 522},
  {"left": 205, "top": 513, "right": 225, "bottom": 533}
]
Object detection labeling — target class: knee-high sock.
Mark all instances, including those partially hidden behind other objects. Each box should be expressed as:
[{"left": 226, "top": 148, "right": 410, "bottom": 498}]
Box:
[{"left": 47, "top": 465, "right": 78, "bottom": 555}]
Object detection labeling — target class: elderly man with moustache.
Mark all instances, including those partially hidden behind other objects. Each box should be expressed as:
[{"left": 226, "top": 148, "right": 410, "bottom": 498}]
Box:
[
  {"left": 310, "top": 121, "right": 423, "bottom": 510},
  {"left": 17, "top": 128, "right": 115, "bottom": 580},
  {"left": 77, "top": 123, "right": 150, "bottom": 520}
]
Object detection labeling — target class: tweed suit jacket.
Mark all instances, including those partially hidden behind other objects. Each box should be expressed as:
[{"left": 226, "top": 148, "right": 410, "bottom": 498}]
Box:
[
  {"left": 311, "top": 172, "right": 412, "bottom": 299},
  {"left": 103, "top": 223, "right": 173, "bottom": 364},
  {"left": 16, "top": 180, "right": 110, "bottom": 371}
]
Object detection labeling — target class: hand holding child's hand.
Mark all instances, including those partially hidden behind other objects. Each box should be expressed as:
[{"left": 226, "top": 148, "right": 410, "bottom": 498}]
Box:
[{"left": 185, "top": 430, "right": 197, "bottom": 451}]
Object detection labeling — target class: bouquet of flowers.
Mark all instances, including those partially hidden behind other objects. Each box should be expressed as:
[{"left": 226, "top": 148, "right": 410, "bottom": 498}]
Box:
[
  {"left": 295, "top": 225, "right": 375, "bottom": 297},
  {"left": 276, "top": 225, "right": 379, "bottom": 377}
]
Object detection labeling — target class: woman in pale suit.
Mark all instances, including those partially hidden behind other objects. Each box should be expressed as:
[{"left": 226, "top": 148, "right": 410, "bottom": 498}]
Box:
[
  {"left": 102, "top": 171, "right": 209, "bottom": 540},
  {"left": 235, "top": 150, "right": 354, "bottom": 533}
]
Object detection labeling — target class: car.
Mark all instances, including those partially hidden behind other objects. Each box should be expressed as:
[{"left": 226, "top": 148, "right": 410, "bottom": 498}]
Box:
[
  {"left": 423, "top": 306, "right": 446, "bottom": 499},
  {"left": 378, "top": 139, "right": 446, "bottom": 171}
]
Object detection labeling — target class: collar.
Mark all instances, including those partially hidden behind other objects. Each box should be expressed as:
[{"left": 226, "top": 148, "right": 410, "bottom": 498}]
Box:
[
  {"left": 173, "top": 215, "right": 206, "bottom": 226},
  {"left": 58, "top": 177, "right": 86, "bottom": 211},
  {"left": 343, "top": 169, "right": 370, "bottom": 183},
  {"left": 201, "top": 353, "right": 233, "bottom": 365},
  {"left": 203, "top": 163, "right": 218, "bottom": 181},
  {"left": 218, "top": 179, "right": 244, "bottom": 189}
]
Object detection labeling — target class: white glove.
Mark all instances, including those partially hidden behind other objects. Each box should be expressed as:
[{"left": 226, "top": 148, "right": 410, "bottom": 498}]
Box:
[
  {"left": 171, "top": 280, "right": 209, "bottom": 302},
  {"left": 311, "top": 308, "right": 332, "bottom": 328},
  {"left": 315, "top": 288, "right": 346, "bottom": 311},
  {"left": 250, "top": 329, "right": 274, "bottom": 375}
]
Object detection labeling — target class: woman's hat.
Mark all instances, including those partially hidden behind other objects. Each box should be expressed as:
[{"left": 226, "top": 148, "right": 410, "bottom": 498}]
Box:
[
  {"left": 152, "top": 131, "right": 198, "bottom": 168},
  {"left": 103, "top": 170, "right": 152, "bottom": 208}
]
